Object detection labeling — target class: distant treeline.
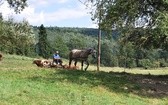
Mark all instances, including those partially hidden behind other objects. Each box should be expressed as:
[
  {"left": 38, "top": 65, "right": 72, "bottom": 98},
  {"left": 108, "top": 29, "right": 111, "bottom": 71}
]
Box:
[
  {"left": 33, "top": 26, "right": 168, "bottom": 69},
  {"left": 1, "top": 17, "right": 168, "bottom": 68}
]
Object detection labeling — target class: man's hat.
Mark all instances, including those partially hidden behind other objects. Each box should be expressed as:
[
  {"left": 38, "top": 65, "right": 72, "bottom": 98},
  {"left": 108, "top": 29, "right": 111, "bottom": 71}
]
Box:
[{"left": 56, "top": 51, "right": 59, "bottom": 53}]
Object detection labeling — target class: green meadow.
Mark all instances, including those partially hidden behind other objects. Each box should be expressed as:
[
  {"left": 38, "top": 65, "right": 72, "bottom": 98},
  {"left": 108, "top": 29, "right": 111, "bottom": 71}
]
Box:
[{"left": 0, "top": 54, "right": 168, "bottom": 105}]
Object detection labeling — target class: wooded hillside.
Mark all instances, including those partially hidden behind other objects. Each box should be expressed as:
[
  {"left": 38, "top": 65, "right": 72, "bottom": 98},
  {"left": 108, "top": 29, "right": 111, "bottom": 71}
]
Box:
[{"left": 32, "top": 26, "right": 168, "bottom": 69}]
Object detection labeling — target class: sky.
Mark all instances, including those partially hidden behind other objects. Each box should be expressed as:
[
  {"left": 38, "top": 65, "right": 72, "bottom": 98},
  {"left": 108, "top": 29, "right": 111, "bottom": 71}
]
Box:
[{"left": 0, "top": 0, "right": 98, "bottom": 28}]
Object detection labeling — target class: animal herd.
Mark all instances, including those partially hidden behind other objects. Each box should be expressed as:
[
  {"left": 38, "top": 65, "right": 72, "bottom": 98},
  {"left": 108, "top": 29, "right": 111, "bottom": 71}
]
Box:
[
  {"left": 32, "top": 59, "right": 79, "bottom": 70},
  {"left": 0, "top": 48, "right": 97, "bottom": 71}
]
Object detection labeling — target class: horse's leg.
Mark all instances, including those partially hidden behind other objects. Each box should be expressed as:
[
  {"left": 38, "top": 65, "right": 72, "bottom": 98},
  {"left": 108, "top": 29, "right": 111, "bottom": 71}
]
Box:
[
  {"left": 81, "top": 60, "right": 84, "bottom": 70},
  {"left": 84, "top": 60, "right": 89, "bottom": 71},
  {"left": 74, "top": 60, "right": 77, "bottom": 66},
  {"left": 69, "top": 58, "right": 72, "bottom": 67}
]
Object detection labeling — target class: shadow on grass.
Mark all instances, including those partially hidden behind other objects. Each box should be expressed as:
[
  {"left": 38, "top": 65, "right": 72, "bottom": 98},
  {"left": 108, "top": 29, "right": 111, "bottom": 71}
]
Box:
[{"left": 29, "top": 69, "right": 168, "bottom": 98}]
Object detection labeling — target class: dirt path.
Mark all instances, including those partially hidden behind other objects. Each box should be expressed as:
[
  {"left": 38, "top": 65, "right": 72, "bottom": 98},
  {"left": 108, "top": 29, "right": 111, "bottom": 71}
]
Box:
[{"left": 128, "top": 74, "right": 168, "bottom": 97}]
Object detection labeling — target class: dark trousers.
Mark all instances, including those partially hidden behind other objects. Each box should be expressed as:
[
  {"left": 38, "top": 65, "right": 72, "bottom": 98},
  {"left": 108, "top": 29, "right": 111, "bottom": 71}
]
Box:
[{"left": 53, "top": 59, "right": 63, "bottom": 65}]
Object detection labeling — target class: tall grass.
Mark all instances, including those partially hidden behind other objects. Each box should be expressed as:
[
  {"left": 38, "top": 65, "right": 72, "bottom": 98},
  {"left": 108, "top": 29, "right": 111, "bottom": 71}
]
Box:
[{"left": 0, "top": 54, "right": 168, "bottom": 105}]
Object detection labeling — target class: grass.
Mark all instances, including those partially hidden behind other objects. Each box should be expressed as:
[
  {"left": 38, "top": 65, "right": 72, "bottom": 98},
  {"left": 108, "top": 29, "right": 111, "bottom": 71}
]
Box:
[{"left": 0, "top": 54, "right": 168, "bottom": 105}]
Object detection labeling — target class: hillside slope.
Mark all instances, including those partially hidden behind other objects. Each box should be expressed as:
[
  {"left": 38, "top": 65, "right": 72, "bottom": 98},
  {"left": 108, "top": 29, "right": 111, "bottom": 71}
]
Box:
[{"left": 0, "top": 54, "right": 168, "bottom": 105}]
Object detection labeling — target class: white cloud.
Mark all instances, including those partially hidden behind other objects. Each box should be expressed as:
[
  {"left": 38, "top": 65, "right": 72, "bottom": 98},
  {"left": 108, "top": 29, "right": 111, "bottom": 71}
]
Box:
[
  {"left": 45, "top": 7, "right": 88, "bottom": 22},
  {"left": 0, "top": 1, "right": 15, "bottom": 19},
  {"left": 89, "top": 23, "right": 98, "bottom": 28},
  {"left": 19, "top": 2, "right": 90, "bottom": 26},
  {"left": 0, "top": 1, "right": 96, "bottom": 28},
  {"left": 57, "top": 0, "right": 68, "bottom": 3},
  {"left": 28, "top": 0, "right": 68, "bottom": 7}
]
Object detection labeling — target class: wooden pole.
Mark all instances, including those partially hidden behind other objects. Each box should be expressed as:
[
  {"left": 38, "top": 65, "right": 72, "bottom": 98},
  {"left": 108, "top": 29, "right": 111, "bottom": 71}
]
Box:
[
  {"left": 97, "top": 5, "right": 102, "bottom": 71},
  {"left": 97, "top": 27, "right": 101, "bottom": 71}
]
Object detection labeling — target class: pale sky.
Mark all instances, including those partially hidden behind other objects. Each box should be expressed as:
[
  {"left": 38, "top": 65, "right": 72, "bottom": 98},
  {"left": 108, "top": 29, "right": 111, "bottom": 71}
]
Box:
[{"left": 0, "top": 0, "right": 98, "bottom": 28}]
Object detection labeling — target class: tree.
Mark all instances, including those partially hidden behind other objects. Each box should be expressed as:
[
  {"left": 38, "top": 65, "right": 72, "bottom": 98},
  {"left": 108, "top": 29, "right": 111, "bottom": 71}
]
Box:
[
  {"left": 52, "top": 35, "right": 69, "bottom": 58},
  {"left": 86, "top": 0, "right": 168, "bottom": 49},
  {"left": 0, "top": 0, "right": 27, "bottom": 13},
  {"left": 67, "top": 37, "right": 86, "bottom": 50},
  {"left": 0, "top": 18, "right": 35, "bottom": 56},
  {"left": 37, "top": 24, "right": 51, "bottom": 58},
  {"left": 101, "top": 42, "right": 114, "bottom": 66}
]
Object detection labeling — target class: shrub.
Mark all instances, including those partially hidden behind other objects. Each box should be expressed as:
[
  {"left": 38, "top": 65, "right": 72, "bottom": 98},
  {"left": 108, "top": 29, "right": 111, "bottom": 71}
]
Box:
[
  {"left": 126, "top": 58, "right": 137, "bottom": 68},
  {"left": 159, "top": 59, "right": 168, "bottom": 67},
  {"left": 139, "top": 59, "right": 153, "bottom": 69}
]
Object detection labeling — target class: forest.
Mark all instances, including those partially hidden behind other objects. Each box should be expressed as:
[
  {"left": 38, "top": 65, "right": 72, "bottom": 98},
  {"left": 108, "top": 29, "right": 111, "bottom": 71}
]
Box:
[
  {"left": 0, "top": 16, "right": 168, "bottom": 69},
  {"left": 34, "top": 25, "right": 168, "bottom": 69}
]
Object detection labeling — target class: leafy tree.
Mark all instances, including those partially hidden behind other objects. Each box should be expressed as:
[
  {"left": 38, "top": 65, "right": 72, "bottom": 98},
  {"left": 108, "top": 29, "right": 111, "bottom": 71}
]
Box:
[
  {"left": 0, "top": 18, "right": 35, "bottom": 55},
  {"left": 0, "top": 0, "right": 27, "bottom": 13},
  {"left": 101, "top": 42, "right": 114, "bottom": 66},
  {"left": 67, "top": 37, "right": 86, "bottom": 50},
  {"left": 86, "top": 0, "right": 168, "bottom": 49},
  {"left": 37, "top": 24, "right": 51, "bottom": 58},
  {"left": 52, "top": 35, "right": 69, "bottom": 58}
]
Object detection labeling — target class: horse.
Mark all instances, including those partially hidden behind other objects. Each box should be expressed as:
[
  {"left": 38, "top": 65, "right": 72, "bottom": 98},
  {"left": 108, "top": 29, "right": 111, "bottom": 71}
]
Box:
[{"left": 69, "top": 48, "right": 96, "bottom": 71}]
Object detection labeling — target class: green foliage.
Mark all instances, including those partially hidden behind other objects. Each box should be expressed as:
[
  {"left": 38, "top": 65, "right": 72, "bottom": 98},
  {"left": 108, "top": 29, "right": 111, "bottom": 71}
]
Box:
[
  {"left": 52, "top": 35, "right": 69, "bottom": 58},
  {"left": 139, "top": 59, "right": 159, "bottom": 69},
  {"left": 5, "top": 0, "right": 28, "bottom": 13},
  {"left": 159, "top": 59, "right": 168, "bottom": 67},
  {"left": 125, "top": 58, "right": 137, "bottom": 68},
  {"left": 33, "top": 26, "right": 98, "bottom": 60},
  {"left": 101, "top": 41, "right": 114, "bottom": 66},
  {"left": 67, "top": 37, "right": 86, "bottom": 50},
  {"left": 0, "top": 18, "right": 36, "bottom": 56},
  {"left": 32, "top": 26, "right": 168, "bottom": 68},
  {"left": 37, "top": 24, "right": 51, "bottom": 58},
  {"left": 88, "top": 0, "right": 168, "bottom": 50}
]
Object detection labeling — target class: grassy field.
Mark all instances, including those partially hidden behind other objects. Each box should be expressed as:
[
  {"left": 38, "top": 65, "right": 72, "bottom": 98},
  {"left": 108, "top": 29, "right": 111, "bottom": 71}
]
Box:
[{"left": 0, "top": 54, "right": 168, "bottom": 105}]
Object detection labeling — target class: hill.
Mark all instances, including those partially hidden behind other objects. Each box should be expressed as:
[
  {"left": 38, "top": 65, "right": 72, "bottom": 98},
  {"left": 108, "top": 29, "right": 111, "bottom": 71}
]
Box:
[{"left": 0, "top": 54, "right": 168, "bottom": 105}]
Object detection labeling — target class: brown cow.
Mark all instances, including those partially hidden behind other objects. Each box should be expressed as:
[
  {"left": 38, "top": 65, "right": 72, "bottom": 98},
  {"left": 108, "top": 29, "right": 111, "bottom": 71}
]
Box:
[
  {"left": 33, "top": 59, "right": 52, "bottom": 67},
  {"left": 33, "top": 59, "right": 44, "bottom": 67}
]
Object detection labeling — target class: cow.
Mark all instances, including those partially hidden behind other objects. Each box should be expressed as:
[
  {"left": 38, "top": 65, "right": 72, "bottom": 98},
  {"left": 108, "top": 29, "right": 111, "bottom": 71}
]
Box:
[{"left": 33, "top": 59, "right": 52, "bottom": 67}]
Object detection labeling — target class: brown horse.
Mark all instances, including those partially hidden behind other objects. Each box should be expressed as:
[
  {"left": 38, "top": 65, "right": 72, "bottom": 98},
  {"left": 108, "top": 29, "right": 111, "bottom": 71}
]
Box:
[{"left": 69, "top": 48, "right": 96, "bottom": 71}]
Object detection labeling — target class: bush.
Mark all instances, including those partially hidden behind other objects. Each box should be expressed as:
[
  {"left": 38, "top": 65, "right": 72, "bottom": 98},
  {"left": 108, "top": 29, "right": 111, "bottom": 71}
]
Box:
[
  {"left": 126, "top": 58, "right": 137, "bottom": 68},
  {"left": 159, "top": 59, "right": 168, "bottom": 67},
  {"left": 152, "top": 61, "right": 160, "bottom": 68},
  {"left": 118, "top": 57, "right": 137, "bottom": 68},
  {"left": 118, "top": 56, "right": 126, "bottom": 67},
  {"left": 111, "top": 56, "right": 119, "bottom": 67},
  {"left": 139, "top": 59, "right": 153, "bottom": 69}
]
